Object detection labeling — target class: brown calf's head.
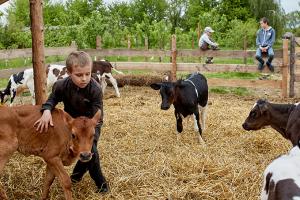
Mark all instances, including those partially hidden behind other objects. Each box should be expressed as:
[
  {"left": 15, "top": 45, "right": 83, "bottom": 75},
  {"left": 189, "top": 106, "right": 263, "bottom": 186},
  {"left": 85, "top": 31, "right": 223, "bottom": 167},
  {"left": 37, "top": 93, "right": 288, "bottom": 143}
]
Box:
[
  {"left": 242, "top": 99, "right": 270, "bottom": 131},
  {"left": 63, "top": 110, "right": 101, "bottom": 162},
  {"left": 150, "top": 82, "right": 175, "bottom": 110}
]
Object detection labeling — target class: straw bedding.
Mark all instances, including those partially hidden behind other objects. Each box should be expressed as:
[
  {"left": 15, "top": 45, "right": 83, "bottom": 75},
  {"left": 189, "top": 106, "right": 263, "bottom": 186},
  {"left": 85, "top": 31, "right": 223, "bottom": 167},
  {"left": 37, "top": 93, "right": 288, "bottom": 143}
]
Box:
[{"left": 1, "top": 86, "right": 293, "bottom": 200}]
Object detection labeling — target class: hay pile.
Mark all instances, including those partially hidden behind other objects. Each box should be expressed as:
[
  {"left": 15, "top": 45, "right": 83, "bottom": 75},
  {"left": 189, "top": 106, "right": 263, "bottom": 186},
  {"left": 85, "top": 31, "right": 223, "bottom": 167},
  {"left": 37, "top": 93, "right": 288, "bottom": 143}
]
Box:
[
  {"left": 1, "top": 86, "right": 293, "bottom": 200},
  {"left": 109, "top": 74, "right": 165, "bottom": 87}
]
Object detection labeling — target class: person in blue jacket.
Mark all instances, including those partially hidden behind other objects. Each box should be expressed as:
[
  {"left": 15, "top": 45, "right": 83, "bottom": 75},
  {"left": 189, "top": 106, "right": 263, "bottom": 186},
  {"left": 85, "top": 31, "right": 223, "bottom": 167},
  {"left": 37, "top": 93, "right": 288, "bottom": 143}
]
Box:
[{"left": 256, "top": 17, "right": 276, "bottom": 72}]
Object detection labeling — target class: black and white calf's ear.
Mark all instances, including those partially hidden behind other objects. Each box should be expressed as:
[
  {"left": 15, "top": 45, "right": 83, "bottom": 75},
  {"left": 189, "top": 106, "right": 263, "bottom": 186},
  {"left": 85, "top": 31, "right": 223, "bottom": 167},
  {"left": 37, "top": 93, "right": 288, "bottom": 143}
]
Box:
[
  {"left": 150, "top": 83, "right": 162, "bottom": 90},
  {"left": 298, "top": 140, "right": 300, "bottom": 149}
]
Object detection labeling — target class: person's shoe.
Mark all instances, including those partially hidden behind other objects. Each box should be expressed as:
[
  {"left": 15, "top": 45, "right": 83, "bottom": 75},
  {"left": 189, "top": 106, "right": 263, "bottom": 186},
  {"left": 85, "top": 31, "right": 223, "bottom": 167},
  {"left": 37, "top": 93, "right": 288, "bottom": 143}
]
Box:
[
  {"left": 266, "top": 62, "right": 275, "bottom": 73},
  {"left": 70, "top": 174, "right": 84, "bottom": 183},
  {"left": 96, "top": 182, "right": 109, "bottom": 193},
  {"left": 205, "top": 60, "right": 213, "bottom": 64},
  {"left": 258, "top": 62, "right": 264, "bottom": 71}
]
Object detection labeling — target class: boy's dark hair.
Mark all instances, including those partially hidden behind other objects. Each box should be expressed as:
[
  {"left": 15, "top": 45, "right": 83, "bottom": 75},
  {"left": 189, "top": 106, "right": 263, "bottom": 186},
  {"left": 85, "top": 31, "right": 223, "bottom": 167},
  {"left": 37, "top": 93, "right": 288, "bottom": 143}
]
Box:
[
  {"left": 260, "top": 17, "right": 269, "bottom": 25},
  {"left": 66, "top": 51, "right": 92, "bottom": 73}
]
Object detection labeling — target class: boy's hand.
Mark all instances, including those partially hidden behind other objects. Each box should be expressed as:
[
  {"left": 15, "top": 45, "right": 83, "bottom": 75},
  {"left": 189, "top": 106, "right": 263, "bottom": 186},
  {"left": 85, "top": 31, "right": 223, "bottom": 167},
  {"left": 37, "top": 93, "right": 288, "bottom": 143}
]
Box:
[{"left": 34, "top": 110, "right": 54, "bottom": 133}]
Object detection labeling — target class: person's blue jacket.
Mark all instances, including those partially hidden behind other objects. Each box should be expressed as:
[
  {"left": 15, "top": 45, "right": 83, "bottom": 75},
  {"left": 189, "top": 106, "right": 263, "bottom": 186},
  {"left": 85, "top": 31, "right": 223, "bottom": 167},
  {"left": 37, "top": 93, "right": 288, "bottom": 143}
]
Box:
[{"left": 256, "top": 26, "right": 275, "bottom": 48}]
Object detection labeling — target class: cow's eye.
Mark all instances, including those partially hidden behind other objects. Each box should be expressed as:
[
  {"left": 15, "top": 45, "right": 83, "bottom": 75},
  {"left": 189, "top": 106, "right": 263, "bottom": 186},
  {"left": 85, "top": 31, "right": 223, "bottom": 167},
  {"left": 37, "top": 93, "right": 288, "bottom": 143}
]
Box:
[
  {"left": 250, "top": 111, "right": 257, "bottom": 118},
  {"left": 72, "top": 133, "right": 76, "bottom": 139}
]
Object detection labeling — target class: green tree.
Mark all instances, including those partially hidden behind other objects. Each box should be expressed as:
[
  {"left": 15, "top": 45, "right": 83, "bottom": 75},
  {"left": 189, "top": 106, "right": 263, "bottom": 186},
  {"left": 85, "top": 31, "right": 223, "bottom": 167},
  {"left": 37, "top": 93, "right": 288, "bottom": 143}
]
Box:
[
  {"left": 167, "top": 0, "right": 187, "bottom": 33},
  {"left": 131, "top": 0, "right": 168, "bottom": 24},
  {"left": 183, "top": 0, "right": 218, "bottom": 30},
  {"left": 249, "top": 0, "right": 285, "bottom": 38},
  {"left": 217, "top": 0, "right": 252, "bottom": 21}
]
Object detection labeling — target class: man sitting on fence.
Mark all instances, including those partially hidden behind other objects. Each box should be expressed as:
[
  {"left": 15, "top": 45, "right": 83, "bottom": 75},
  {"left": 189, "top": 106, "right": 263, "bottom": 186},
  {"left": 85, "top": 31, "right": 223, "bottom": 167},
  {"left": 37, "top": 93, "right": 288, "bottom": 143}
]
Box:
[
  {"left": 199, "top": 27, "right": 219, "bottom": 64},
  {"left": 255, "top": 17, "right": 276, "bottom": 72}
]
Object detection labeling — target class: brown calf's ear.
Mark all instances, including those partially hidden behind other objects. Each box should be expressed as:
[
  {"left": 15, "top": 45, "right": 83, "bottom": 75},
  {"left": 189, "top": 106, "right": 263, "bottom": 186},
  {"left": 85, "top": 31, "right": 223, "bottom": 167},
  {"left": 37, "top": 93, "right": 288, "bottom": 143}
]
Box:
[
  {"left": 92, "top": 109, "right": 101, "bottom": 125},
  {"left": 63, "top": 111, "right": 74, "bottom": 127}
]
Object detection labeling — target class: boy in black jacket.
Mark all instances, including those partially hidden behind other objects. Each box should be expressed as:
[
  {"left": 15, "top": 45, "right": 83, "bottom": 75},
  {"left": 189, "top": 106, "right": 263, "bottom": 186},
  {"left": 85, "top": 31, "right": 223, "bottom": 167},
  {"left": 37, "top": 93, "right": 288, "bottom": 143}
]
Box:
[{"left": 34, "top": 51, "right": 109, "bottom": 193}]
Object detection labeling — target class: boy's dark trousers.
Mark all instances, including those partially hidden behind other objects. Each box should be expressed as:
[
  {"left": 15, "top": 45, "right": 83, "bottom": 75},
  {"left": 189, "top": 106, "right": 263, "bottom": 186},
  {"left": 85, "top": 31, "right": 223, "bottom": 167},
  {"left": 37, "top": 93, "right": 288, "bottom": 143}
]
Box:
[{"left": 70, "top": 124, "right": 108, "bottom": 192}]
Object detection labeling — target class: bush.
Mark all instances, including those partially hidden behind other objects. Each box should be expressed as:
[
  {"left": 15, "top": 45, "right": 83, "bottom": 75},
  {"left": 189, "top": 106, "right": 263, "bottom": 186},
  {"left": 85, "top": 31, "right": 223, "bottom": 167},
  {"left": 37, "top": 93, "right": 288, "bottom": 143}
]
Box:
[{"left": 223, "top": 18, "right": 258, "bottom": 49}]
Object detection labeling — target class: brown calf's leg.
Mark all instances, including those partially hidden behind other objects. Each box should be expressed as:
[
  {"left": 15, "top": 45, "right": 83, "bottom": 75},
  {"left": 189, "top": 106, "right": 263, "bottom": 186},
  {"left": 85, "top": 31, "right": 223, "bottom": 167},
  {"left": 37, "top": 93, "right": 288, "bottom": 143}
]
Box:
[
  {"left": 47, "top": 157, "right": 72, "bottom": 200},
  {"left": 41, "top": 165, "right": 55, "bottom": 200},
  {"left": 0, "top": 157, "right": 10, "bottom": 200},
  {"left": 0, "top": 138, "right": 18, "bottom": 200}
]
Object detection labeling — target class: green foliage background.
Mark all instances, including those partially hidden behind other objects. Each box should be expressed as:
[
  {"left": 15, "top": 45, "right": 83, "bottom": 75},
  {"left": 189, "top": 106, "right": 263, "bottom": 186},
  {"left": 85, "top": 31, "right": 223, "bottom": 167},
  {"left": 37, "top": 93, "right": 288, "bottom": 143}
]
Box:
[{"left": 0, "top": 0, "right": 292, "bottom": 50}]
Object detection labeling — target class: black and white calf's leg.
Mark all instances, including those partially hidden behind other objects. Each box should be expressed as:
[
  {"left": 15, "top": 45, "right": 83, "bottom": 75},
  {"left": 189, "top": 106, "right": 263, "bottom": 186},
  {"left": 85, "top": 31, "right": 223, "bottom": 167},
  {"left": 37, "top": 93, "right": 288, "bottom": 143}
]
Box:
[
  {"left": 200, "top": 104, "right": 207, "bottom": 130},
  {"left": 193, "top": 109, "right": 205, "bottom": 143},
  {"left": 194, "top": 105, "right": 207, "bottom": 131},
  {"left": 102, "top": 73, "right": 120, "bottom": 98},
  {"left": 9, "top": 89, "right": 17, "bottom": 107},
  {"left": 175, "top": 110, "right": 183, "bottom": 133}
]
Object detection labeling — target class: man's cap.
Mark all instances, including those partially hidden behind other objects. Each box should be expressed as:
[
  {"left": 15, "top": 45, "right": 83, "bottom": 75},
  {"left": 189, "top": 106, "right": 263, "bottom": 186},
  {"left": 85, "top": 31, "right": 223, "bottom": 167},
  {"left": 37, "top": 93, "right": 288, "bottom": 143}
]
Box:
[{"left": 204, "top": 27, "right": 214, "bottom": 33}]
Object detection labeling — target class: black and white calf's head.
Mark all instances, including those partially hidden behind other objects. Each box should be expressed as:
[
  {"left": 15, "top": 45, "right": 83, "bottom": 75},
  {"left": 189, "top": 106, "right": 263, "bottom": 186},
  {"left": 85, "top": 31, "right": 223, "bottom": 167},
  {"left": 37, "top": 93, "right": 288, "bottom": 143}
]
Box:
[
  {"left": 150, "top": 82, "right": 176, "bottom": 110},
  {"left": 242, "top": 99, "right": 271, "bottom": 131}
]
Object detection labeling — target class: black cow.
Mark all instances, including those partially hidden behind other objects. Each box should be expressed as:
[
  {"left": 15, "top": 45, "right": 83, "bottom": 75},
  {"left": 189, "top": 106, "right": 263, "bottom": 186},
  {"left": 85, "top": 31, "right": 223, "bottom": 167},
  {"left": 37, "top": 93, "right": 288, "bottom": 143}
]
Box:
[
  {"left": 242, "top": 99, "right": 300, "bottom": 145},
  {"left": 150, "top": 72, "right": 208, "bottom": 143}
]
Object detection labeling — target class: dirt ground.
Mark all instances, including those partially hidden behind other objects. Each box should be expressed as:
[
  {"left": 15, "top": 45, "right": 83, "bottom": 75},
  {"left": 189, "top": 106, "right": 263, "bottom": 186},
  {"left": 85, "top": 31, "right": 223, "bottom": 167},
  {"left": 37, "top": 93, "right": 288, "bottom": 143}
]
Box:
[{"left": 0, "top": 86, "right": 296, "bottom": 200}]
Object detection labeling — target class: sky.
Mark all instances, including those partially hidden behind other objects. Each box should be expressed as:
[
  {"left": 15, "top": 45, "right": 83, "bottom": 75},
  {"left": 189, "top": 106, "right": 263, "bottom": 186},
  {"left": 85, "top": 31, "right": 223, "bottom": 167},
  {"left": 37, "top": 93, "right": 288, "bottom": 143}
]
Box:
[{"left": 0, "top": 0, "right": 299, "bottom": 15}]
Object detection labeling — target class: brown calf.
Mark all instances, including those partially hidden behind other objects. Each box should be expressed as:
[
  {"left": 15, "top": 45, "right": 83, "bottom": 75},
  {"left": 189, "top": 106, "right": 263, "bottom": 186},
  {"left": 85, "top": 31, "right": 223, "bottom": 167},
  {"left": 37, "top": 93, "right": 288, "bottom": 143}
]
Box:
[
  {"left": 0, "top": 105, "right": 100, "bottom": 200},
  {"left": 242, "top": 99, "right": 298, "bottom": 145}
]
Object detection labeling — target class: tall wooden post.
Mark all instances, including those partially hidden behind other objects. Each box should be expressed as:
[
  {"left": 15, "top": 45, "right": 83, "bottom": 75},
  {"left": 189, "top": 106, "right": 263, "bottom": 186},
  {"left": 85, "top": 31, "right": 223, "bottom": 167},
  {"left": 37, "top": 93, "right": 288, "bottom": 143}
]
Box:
[
  {"left": 289, "top": 36, "right": 296, "bottom": 97},
  {"left": 171, "top": 34, "right": 177, "bottom": 81},
  {"left": 30, "top": 0, "right": 46, "bottom": 105},
  {"left": 282, "top": 39, "right": 289, "bottom": 98},
  {"left": 96, "top": 35, "right": 102, "bottom": 50}
]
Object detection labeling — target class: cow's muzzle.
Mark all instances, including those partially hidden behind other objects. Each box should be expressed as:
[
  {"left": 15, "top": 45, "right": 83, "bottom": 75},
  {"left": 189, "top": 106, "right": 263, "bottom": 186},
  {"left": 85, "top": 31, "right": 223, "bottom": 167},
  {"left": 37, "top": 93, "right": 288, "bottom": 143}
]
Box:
[
  {"left": 161, "top": 104, "right": 170, "bottom": 110},
  {"left": 79, "top": 152, "right": 93, "bottom": 162},
  {"left": 242, "top": 123, "right": 251, "bottom": 131}
]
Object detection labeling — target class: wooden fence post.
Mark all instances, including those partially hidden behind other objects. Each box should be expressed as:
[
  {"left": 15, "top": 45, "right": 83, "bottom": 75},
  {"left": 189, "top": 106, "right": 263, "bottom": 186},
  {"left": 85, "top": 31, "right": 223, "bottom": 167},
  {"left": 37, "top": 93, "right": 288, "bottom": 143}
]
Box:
[
  {"left": 289, "top": 36, "right": 296, "bottom": 97},
  {"left": 30, "top": 0, "right": 47, "bottom": 105},
  {"left": 127, "top": 35, "right": 131, "bottom": 61},
  {"left": 282, "top": 39, "right": 289, "bottom": 98},
  {"left": 145, "top": 36, "right": 148, "bottom": 62},
  {"left": 243, "top": 36, "right": 247, "bottom": 65},
  {"left": 197, "top": 22, "right": 201, "bottom": 41},
  {"left": 96, "top": 35, "right": 102, "bottom": 50},
  {"left": 171, "top": 34, "right": 177, "bottom": 81},
  {"left": 192, "top": 35, "right": 195, "bottom": 49}
]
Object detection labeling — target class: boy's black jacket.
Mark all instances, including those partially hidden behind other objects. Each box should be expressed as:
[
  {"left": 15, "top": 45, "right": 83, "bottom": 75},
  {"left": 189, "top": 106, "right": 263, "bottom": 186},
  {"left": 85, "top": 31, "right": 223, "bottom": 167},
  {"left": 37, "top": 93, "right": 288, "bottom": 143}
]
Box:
[{"left": 41, "top": 77, "right": 103, "bottom": 123}]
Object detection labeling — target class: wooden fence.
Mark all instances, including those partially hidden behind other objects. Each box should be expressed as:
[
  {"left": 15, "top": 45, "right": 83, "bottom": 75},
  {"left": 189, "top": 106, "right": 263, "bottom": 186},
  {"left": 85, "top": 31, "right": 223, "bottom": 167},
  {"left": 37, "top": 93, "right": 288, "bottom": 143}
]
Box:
[
  {"left": 84, "top": 35, "right": 289, "bottom": 98},
  {"left": 0, "top": 36, "right": 291, "bottom": 98}
]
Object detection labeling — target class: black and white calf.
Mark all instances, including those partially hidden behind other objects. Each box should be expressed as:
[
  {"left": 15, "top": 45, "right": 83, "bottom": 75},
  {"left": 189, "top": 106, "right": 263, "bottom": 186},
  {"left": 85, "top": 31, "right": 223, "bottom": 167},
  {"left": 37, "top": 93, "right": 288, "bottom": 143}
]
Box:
[
  {"left": 92, "top": 60, "right": 123, "bottom": 97},
  {"left": 0, "top": 64, "right": 68, "bottom": 106},
  {"left": 0, "top": 68, "right": 34, "bottom": 105},
  {"left": 150, "top": 72, "right": 208, "bottom": 143},
  {"left": 261, "top": 141, "right": 300, "bottom": 200}
]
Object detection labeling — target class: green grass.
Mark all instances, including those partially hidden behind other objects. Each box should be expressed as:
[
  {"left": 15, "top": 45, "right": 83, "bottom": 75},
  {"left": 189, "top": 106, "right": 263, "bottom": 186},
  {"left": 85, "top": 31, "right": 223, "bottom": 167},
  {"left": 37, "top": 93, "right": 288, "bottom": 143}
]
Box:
[
  {"left": 104, "top": 56, "right": 255, "bottom": 64},
  {"left": 204, "top": 72, "right": 261, "bottom": 79},
  {"left": 177, "top": 71, "right": 261, "bottom": 80},
  {"left": 0, "top": 55, "right": 66, "bottom": 70},
  {"left": 0, "top": 78, "right": 8, "bottom": 89},
  {"left": 209, "top": 86, "right": 251, "bottom": 96}
]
